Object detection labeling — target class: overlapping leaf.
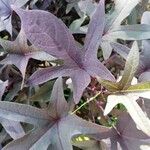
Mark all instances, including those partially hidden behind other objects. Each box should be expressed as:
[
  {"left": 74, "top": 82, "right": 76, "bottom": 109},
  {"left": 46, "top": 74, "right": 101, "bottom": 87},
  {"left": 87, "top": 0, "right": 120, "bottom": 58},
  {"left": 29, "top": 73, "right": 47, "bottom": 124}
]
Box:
[
  {"left": 102, "top": 0, "right": 150, "bottom": 59},
  {"left": 105, "top": 0, "right": 140, "bottom": 30},
  {"left": 0, "top": 28, "right": 55, "bottom": 87},
  {"left": 138, "top": 11, "right": 150, "bottom": 82},
  {"left": 0, "top": 80, "right": 25, "bottom": 140},
  {"left": 1, "top": 78, "right": 112, "bottom": 150},
  {"left": 0, "top": 0, "right": 30, "bottom": 34},
  {"left": 12, "top": 0, "right": 115, "bottom": 104},
  {"left": 66, "top": 0, "right": 96, "bottom": 18},
  {"left": 111, "top": 11, "right": 150, "bottom": 82},
  {"left": 102, "top": 113, "right": 150, "bottom": 150},
  {"left": 0, "top": 1, "right": 149, "bottom": 149},
  {"left": 97, "top": 42, "right": 150, "bottom": 136},
  {"left": 69, "top": 0, "right": 150, "bottom": 59}
]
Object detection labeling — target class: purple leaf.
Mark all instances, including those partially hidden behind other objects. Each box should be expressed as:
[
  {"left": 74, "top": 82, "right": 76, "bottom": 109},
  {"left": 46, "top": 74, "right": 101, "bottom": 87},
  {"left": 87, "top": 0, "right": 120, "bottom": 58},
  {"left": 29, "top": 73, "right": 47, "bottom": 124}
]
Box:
[
  {"left": 11, "top": 6, "right": 79, "bottom": 61},
  {"left": 2, "top": 78, "right": 112, "bottom": 150},
  {"left": 0, "top": 80, "right": 8, "bottom": 99},
  {"left": 138, "top": 70, "right": 150, "bottom": 82},
  {"left": 1, "top": 118, "right": 25, "bottom": 140},
  {"left": 103, "top": 113, "right": 150, "bottom": 150},
  {"left": 37, "top": 0, "right": 53, "bottom": 10},
  {"left": 83, "top": 0, "right": 105, "bottom": 59},
  {"left": 110, "top": 41, "right": 149, "bottom": 81},
  {"left": 0, "top": 80, "right": 25, "bottom": 139},
  {"left": 110, "top": 42, "right": 130, "bottom": 60},
  {"left": 13, "top": 0, "right": 115, "bottom": 103},
  {"left": 0, "top": 101, "right": 50, "bottom": 126},
  {"left": 136, "top": 11, "right": 150, "bottom": 81},
  {"left": 0, "top": 0, "right": 30, "bottom": 34},
  {"left": 0, "top": 29, "right": 55, "bottom": 87}
]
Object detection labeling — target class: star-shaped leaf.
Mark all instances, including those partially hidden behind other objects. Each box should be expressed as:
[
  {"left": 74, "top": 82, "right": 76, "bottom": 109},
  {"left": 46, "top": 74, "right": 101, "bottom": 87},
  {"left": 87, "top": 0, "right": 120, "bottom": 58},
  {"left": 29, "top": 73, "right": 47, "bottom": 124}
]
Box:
[
  {"left": 69, "top": 0, "right": 150, "bottom": 60},
  {"left": 12, "top": 0, "right": 115, "bottom": 103},
  {"left": 0, "top": 78, "right": 111, "bottom": 150},
  {"left": 102, "top": 113, "right": 150, "bottom": 150},
  {"left": 97, "top": 42, "right": 150, "bottom": 136},
  {"left": 101, "top": 0, "right": 150, "bottom": 59},
  {"left": 111, "top": 11, "right": 150, "bottom": 82},
  {"left": 0, "top": 29, "right": 55, "bottom": 87}
]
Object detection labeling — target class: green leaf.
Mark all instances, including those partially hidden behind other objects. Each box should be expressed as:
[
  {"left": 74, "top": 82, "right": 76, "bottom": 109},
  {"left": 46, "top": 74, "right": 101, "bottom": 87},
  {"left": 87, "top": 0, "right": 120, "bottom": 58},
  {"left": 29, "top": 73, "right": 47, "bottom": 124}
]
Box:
[
  {"left": 96, "top": 77, "right": 119, "bottom": 92},
  {"left": 118, "top": 82, "right": 150, "bottom": 99},
  {"left": 72, "top": 136, "right": 101, "bottom": 150},
  {"left": 126, "top": 82, "right": 150, "bottom": 92},
  {"left": 118, "top": 41, "right": 139, "bottom": 89}
]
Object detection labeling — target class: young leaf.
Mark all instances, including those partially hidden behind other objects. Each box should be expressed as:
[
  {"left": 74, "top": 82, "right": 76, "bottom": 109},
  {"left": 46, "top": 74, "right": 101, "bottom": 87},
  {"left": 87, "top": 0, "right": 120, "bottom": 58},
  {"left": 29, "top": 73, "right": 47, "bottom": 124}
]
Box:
[
  {"left": 126, "top": 82, "right": 150, "bottom": 92},
  {"left": 111, "top": 11, "right": 150, "bottom": 83},
  {"left": 78, "top": 0, "right": 97, "bottom": 17},
  {"left": 69, "top": 14, "right": 87, "bottom": 34},
  {"left": 99, "top": 42, "right": 150, "bottom": 136},
  {"left": 12, "top": 0, "right": 115, "bottom": 103},
  {"left": 118, "top": 42, "right": 139, "bottom": 89},
  {"left": 101, "top": 42, "right": 139, "bottom": 90},
  {"left": 100, "top": 80, "right": 150, "bottom": 136},
  {"left": 2, "top": 78, "right": 112, "bottom": 150},
  {"left": 70, "top": 0, "right": 150, "bottom": 60},
  {"left": 96, "top": 77, "right": 120, "bottom": 92},
  {"left": 73, "top": 137, "right": 101, "bottom": 150}
]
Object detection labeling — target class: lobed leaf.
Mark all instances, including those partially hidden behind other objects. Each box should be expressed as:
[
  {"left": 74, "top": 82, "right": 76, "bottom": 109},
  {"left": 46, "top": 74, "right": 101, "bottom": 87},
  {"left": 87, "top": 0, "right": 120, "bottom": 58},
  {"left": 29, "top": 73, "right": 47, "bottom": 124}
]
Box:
[
  {"left": 104, "top": 94, "right": 150, "bottom": 136},
  {"left": 13, "top": 1, "right": 115, "bottom": 104},
  {"left": 118, "top": 42, "right": 139, "bottom": 89},
  {"left": 126, "top": 82, "right": 150, "bottom": 92},
  {"left": 12, "top": 6, "right": 79, "bottom": 62},
  {"left": 0, "top": 101, "right": 50, "bottom": 126},
  {"left": 83, "top": 0, "right": 105, "bottom": 60},
  {"left": 107, "top": 113, "right": 150, "bottom": 150},
  {"left": 96, "top": 77, "right": 119, "bottom": 92},
  {"left": 2, "top": 78, "right": 112, "bottom": 150},
  {"left": 0, "top": 29, "right": 55, "bottom": 87}
]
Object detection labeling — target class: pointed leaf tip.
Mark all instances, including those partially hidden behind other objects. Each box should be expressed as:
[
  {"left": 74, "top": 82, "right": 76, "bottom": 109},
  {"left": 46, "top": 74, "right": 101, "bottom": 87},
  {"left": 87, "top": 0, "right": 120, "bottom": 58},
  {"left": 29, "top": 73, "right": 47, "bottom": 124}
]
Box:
[{"left": 119, "top": 41, "right": 139, "bottom": 89}]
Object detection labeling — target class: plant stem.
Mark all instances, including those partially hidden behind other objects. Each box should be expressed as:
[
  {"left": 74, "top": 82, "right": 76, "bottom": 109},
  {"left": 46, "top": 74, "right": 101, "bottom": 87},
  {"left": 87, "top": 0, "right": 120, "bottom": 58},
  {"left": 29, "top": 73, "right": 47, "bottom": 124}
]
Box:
[{"left": 71, "top": 92, "right": 101, "bottom": 115}]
